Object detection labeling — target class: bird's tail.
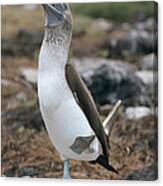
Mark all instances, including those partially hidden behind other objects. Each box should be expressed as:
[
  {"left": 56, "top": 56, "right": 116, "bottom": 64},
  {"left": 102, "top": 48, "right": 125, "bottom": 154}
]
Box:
[
  {"left": 92, "top": 155, "right": 118, "bottom": 174},
  {"left": 102, "top": 100, "right": 121, "bottom": 137}
]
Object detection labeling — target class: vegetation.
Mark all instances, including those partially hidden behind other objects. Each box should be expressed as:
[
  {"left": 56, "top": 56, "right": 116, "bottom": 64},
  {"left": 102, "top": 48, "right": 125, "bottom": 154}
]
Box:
[{"left": 71, "top": 2, "right": 155, "bottom": 22}]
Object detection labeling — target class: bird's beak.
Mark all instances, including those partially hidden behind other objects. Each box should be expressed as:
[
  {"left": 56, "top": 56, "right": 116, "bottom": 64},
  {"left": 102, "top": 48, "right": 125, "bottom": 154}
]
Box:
[{"left": 42, "top": 4, "right": 69, "bottom": 28}]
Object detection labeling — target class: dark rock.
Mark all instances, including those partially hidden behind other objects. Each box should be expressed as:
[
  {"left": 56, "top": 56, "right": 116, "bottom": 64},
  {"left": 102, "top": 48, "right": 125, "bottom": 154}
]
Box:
[
  {"left": 108, "top": 29, "right": 155, "bottom": 58},
  {"left": 99, "top": 104, "right": 113, "bottom": 116},
  {"left": 15, "top": 30, "right": 43, "bottom": 58},
  {"left": 2, "top": 103, "right": 45, "bottom": 131},
  {"left": 18, "top": 167, "right": 38, "bottom": 177},
  {"left": 72, "top": 58, "right": 151, "bottom": 107},
  {"left": 1, "top": 30, "right": 43, "bottom": 58},
  {"left": 3, "top": 167, "right": 17, "bottom": 177},
  {"left": 1, "top": 38, "right": 15, "bottom": 57},
  {"left": 123, "top": 164, "right": 158, "bottom": 181},
  {"left": 108, "top": 18, "right": 157, "bottom": 58}
]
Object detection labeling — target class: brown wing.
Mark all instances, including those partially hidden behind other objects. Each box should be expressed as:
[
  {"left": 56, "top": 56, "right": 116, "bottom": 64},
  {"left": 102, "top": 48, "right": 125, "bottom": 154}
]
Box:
[{"left": 65, "top": 63, "right": 109, "bottom": 162}]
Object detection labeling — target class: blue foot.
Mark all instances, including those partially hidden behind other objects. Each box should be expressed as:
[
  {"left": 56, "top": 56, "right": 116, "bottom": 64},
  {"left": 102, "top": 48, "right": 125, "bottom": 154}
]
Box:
[
  {"left": 63, "top": 160, "right": 72, "bottom": 179},
  {"left": 63, "top": 174, "right": 72, "bottom": 179}
]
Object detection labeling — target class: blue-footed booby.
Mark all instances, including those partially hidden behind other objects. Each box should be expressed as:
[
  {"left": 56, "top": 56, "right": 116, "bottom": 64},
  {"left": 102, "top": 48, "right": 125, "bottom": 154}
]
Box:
[{"left": 38, "top": 3, "right": 121, "bottom": 179}]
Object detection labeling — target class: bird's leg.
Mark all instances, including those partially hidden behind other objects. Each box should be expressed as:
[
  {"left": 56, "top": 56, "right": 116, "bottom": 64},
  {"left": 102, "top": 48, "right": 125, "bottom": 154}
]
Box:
[{"left": 63, "top": 159, "right": 71, "bottom": 179}]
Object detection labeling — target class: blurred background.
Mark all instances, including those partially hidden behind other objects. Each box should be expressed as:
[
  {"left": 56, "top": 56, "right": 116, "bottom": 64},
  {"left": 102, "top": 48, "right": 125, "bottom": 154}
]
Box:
[{"left": 1, "top": 2, "right": 158, "bottom": 180}]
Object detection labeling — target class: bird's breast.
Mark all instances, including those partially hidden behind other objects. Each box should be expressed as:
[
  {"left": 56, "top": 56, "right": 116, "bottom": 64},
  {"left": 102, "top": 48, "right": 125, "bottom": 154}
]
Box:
[{"left": 38, "top": 68, "right": 73, "bottom": 113}]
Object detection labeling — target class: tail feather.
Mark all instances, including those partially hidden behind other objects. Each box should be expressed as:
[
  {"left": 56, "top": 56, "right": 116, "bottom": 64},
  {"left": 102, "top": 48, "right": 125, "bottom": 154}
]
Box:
[
  {"left": 89, "top": 100, "right": 121, "bottom": 175},
  {"left": 103, "top": 100, "right": 121, "bottom": 137},
  {"left": 90, "top": 155, "right": 118, "bottom": 174}
]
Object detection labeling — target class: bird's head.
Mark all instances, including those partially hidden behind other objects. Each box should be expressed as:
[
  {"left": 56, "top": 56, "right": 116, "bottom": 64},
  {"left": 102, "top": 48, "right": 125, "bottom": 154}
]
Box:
[{"left": 42, "top": 4, "right": 72, "bottom": 44}]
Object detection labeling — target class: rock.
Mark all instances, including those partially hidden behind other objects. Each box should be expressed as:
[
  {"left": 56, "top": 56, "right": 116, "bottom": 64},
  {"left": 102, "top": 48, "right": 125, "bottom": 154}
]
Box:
[
  {"left": 91, "top": 18, "right": 113, "bottom": 32},
  {"left": 145, "top": 17, "right": 157, "bottom": 32},
  {"left": 18, "top": 167, "right": 38, "bottom": 177},
  {"left": 72, "top": 58, "right": 151, "bottom": 106},
  {"left": 16, "top": 30, "right": 43, "bottom": 58},
  {"left": 121, "top": 22, "right": 131, "bottom": 31},
  {"left": 99, "top": 104, "right": 113, "bottom": 116},
  {"left": 129, "top": 29, "right": 154, "bottom": 54},
  {"left": 124, "top": 164, "right": 157, "bottom": 181},
  {"left": 2, "top": 103, "right": 44, "bottom": 131},
  {"left": 108, "top": 29, "right": 155, "bottom": 57},
  {"left": 21, "top": 68, "right": 37, "bottom": 84},
  {"left": 3, "top": 168, "right": 16, "bottom": 177},
  {"left": 134, "top": 17, "right": 156, "bottom": 32},
  {"left": 2, "top": 30, "right": 43, "bottom": 58},
  {"left": 15, "top": 92, "right": 27, "bottom": 102},
  {"left": 135, "top": 22, "right": 147, "bottom": 31},
  {"left": 108, "top": 17, "right": 157, "bottom": 58},
  {"left": 135, "top": 71, "right": 154, "bottom": 87},
  {"left": 1, "top": 79, "right": 13, "bottom": 86},
  {"left": 1, "top": 38, "right": 15, "bottom": 57},
  {"left": 138, "top": 53, "right": 157, "bottom": 70},
  {"left": 125, "top": 106, "right": 152, "bottom": 119},
  {"left": 6, "top": 99, "right": 19, "bottom": 110}
]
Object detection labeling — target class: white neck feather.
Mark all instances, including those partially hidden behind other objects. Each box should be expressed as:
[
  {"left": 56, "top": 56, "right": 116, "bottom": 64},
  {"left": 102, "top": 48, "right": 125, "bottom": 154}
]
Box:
[
  {"left": 39, "top": 41, "right": 69, "bottom": 73},
  {"left": 39, "top": 28, "right": 71, "bottom": 72}
]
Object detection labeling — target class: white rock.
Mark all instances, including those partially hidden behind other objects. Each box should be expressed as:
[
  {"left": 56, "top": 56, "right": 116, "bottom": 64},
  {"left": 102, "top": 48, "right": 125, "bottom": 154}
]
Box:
[
  {"left": 91, "top": 18, "right": 113, "bottom": 32},
  {"left": 138, "top": 53, "right": 156, "bottom": 71},
  {"left": 125, "top": 106, "right": 152, "bottom": 119},
  {"left": 21, "top": 68, "right": 37, "bottom": 84},
  {"left": 16, "top": 92, "right": 27, "bottom": 102},
  {"left": 1, "top": 79, "right": 12, "bottom": 86},
  {"left": 144, "top": 17, "right": 155, "bottom": 31},
  {"left": 135, "top": 71, "right": 154, "bottom": 87}
]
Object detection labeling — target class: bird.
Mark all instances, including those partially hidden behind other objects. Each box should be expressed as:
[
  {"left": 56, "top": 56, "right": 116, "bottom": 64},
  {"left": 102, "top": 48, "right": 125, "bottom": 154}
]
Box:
[{"left": 38, "top": 3, "right": 121, "bottom": 179}]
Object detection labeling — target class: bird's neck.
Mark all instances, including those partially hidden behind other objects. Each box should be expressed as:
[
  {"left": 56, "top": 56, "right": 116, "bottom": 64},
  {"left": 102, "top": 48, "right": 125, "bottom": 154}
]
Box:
[{"left": 40, "top": 28, "right": 71, "bottom": 70}]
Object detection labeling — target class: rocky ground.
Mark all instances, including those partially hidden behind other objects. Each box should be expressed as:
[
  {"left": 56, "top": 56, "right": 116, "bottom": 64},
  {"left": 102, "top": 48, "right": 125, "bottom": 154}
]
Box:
[{"left": 1, "top": 4, "right": 158, "bottom": 180}]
